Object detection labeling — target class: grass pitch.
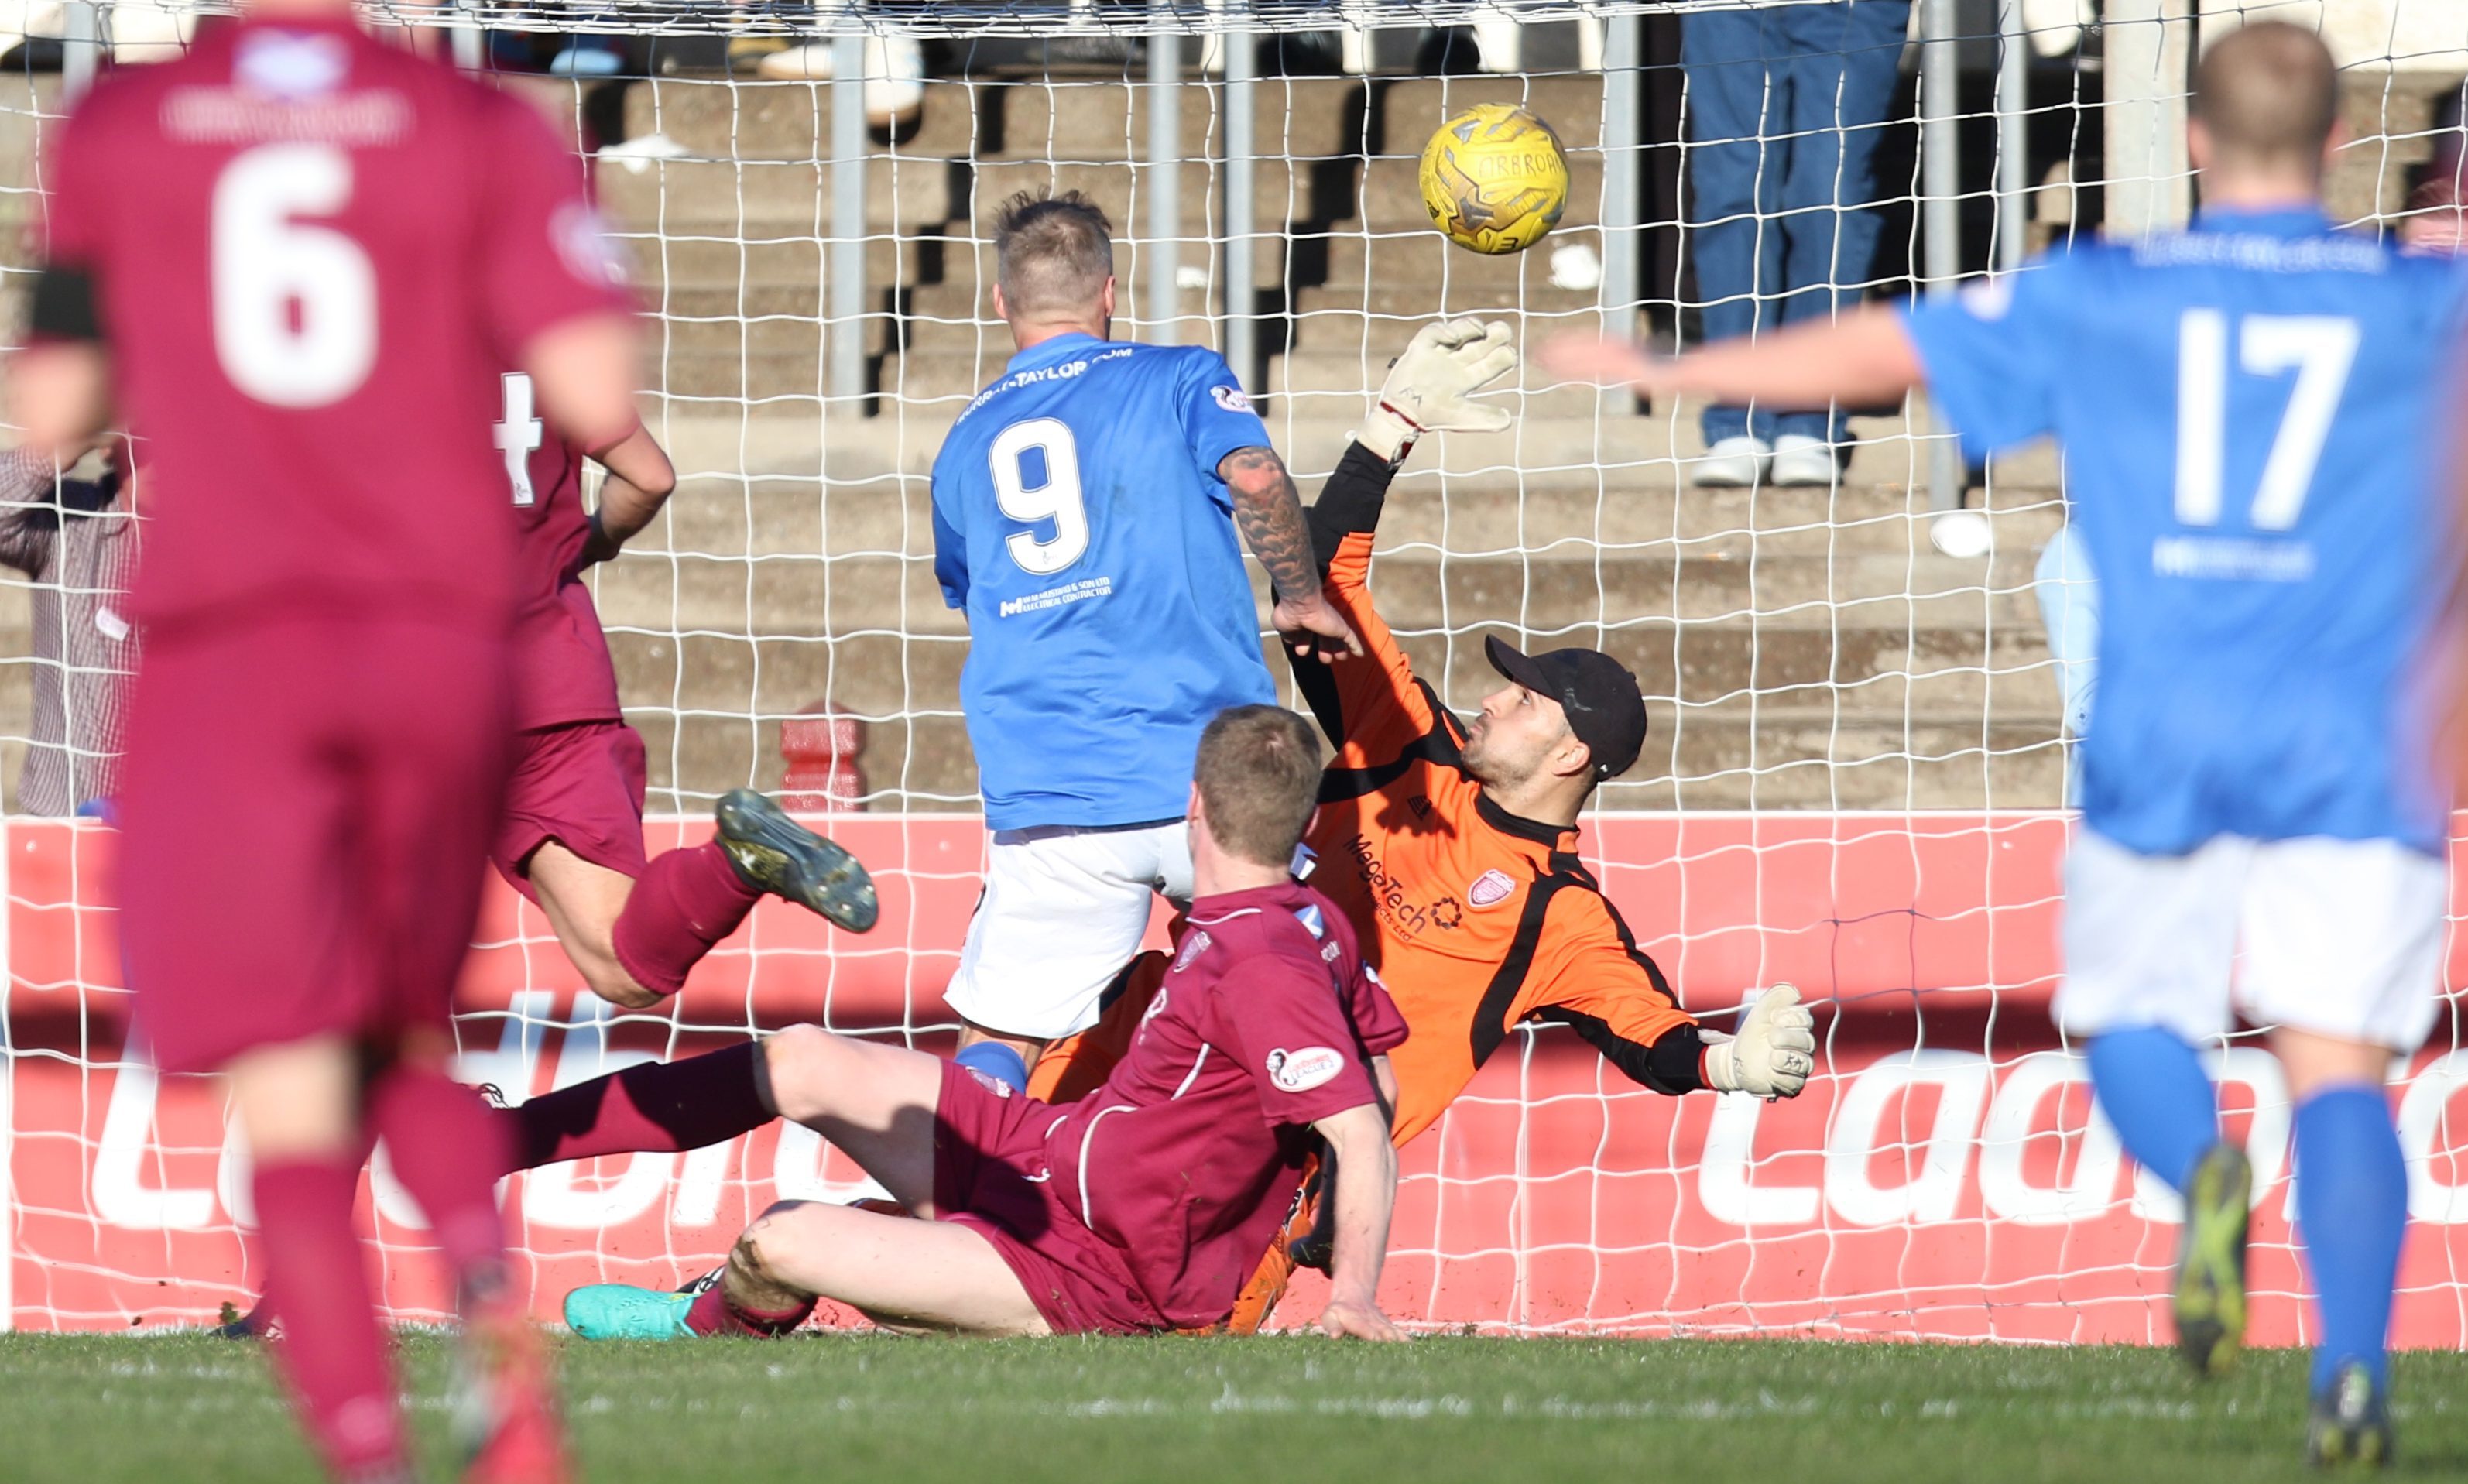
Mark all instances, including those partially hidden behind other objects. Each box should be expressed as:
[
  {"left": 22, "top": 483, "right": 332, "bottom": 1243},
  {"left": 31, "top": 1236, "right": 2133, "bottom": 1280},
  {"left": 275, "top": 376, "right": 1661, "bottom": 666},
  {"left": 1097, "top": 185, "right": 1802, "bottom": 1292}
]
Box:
[{"left": 2, "top": 1330, "right": 2464, "bottom": 1482}]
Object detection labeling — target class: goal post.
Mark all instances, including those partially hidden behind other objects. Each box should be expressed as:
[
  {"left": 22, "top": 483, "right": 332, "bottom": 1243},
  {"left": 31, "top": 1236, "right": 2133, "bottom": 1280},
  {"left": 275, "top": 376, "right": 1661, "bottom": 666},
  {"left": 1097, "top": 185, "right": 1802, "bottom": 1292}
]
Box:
[{"left": 4, "top": 0, "right": 2468, "bottom": 1344}]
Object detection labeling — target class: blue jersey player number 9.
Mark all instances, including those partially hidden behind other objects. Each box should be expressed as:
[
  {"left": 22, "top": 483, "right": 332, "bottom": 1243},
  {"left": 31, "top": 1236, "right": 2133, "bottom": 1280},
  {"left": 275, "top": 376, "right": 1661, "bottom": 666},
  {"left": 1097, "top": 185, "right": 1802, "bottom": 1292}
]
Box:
[{"left": 989, "top": 416, "right": 1089, "bottom": 575}]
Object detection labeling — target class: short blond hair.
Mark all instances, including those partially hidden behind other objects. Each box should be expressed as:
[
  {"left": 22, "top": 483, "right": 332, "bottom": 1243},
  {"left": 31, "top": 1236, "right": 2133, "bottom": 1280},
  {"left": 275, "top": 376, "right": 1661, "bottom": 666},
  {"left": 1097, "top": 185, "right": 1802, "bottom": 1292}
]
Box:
[{"left": 992, "top": 190, "right": 1113, "bottom": 319}]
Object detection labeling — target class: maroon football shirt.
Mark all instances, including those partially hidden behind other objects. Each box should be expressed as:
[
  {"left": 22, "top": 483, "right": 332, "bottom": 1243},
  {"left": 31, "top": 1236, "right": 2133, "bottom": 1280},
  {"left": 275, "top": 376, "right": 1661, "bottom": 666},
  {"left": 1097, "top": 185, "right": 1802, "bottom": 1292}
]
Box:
[
  {"left": 494, "top": 375, "right": 622, "bottom": 731},
  {"left": 40, "top": 15, "right": 631, "bottom": 633},
  {"left": 1042, "top": 879, "right": 1409, "bottom": 1328}
]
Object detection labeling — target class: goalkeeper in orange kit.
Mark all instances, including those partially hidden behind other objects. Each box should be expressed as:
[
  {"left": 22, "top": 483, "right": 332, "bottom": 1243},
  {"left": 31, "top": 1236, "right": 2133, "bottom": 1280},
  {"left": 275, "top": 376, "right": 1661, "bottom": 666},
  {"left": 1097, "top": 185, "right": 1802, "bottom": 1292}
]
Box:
[{"left": 1030, "top": 320, "right": 1818, "bottom": 1329}]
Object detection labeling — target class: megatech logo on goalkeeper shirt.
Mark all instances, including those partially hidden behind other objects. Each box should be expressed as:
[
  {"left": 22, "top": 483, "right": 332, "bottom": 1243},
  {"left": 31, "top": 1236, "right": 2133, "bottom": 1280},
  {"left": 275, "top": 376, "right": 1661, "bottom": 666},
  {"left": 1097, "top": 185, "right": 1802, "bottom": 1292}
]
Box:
[{"left": 1345, "top": 835, "right": 1462, "bottom": 935}]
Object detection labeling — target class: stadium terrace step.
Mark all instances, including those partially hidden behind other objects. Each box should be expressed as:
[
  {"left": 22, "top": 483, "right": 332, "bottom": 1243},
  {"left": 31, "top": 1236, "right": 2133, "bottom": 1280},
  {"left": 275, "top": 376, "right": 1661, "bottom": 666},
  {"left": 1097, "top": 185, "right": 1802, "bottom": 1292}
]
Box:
[
  {"left": 631, "top": 451, "right": 2064, "bottom": 563},
  {"left": 619, "top": 75, "right": 1370, "bottom": 167},
  {"left": 626, "top": 688, "right": 2062, "bottom": 815},
  {"left": 1286, "top": 277, "right": 1601, "bottom": 322},
  {"left": 1374, "top": 74, "right": 1609, "bottom": 151},
  {"left": 1301, "top": 226, "right": 1606, "bottom": 293},
  {"left": 598, "top": 155, "right": 1318, "bottom": 234}
]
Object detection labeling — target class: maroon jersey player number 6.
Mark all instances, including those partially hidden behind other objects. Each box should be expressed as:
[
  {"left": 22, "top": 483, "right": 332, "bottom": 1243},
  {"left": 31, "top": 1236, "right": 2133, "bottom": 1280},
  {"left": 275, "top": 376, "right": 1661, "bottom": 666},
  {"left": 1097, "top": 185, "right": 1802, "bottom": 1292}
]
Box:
[{"left": 11, "top": 10, "right": 639, "bottom": 1482}]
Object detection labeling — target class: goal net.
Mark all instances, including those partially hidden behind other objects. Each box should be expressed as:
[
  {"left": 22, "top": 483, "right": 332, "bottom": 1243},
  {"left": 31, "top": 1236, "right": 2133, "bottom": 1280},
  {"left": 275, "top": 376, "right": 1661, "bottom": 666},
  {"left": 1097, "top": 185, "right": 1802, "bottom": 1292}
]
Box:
[{"left": 5, "top": 0, "right": 2468, "bottom": 1345}]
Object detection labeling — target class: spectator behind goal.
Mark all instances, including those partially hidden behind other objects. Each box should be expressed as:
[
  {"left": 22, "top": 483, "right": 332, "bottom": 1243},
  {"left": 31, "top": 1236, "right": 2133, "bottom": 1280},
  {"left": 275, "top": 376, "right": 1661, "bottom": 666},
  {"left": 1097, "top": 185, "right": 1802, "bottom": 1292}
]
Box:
[
  {"left": 0, "top": 437, "right": 135, "bottom": 817},
  {"left": 1681, "top": 0, "right": 1911, "bottom": 488}
]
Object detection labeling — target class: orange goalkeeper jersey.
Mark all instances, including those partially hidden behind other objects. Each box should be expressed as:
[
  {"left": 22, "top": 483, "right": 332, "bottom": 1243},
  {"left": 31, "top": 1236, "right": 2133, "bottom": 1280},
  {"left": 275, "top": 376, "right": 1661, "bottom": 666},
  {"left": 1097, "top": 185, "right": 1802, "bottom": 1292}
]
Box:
[
  {"left": 1030, "top": 445, "right": 1708, "bottom": 1146},
  {"left": 1287, "top": 444, "right": 1705, "bottom": 1146}
]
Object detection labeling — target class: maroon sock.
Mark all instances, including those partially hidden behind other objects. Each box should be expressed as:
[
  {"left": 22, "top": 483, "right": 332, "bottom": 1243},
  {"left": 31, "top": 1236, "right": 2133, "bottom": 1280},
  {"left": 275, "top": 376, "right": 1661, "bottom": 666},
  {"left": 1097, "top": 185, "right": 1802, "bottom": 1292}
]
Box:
[
  {"left": 368, "top": 1066, "right": 511, "bottom": 1294},
  {"left": 684, "top": 1280, "right": 814, "bottom": 1338},
  {"left": 502, "top": 1039, "right": 773, "bottom": 1174},
  {"left": 610, "top": 841, "right": 763, "bottom": 996},
  {"left": 252, "top": 1159, "right": 404, "bottom": 1477}
]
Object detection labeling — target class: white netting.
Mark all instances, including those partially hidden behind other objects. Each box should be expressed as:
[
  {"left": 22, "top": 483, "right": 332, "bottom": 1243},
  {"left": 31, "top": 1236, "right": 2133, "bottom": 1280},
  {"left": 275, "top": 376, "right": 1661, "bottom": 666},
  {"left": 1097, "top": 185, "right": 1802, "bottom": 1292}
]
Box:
[{"left": 5, "top": 0, "right": 2468, "bottom": 1343}]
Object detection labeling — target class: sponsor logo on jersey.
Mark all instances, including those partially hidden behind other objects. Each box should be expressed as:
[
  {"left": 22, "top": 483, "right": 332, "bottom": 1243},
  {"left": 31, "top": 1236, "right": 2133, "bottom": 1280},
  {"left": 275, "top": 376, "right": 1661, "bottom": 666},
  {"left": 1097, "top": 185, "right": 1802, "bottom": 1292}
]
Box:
[
  {"left": 1468, "top": 869, "right": 1517, "bottom": 909},
  {"left": 1266, "top": 1046, "right": 1345, "bottom": 1093},
  {"left": 996, "top": 574, "right": 1113, "bottom": 619},
  {"left": 1140, "top": 985, "right": 1171, "bottom": 1024},
  {"left": 1293, "top": 903, "right": 1325, "bottom": 938},
  {"left": 1172, "top": 930, "right": 1212, "bottom": 972},
  {"left": 237, "top": 31, "right": 349, "bottom": 99},
  {"left": 1345, "top": 834, "right": 1464, "bottom": 937},
  {"left": 1211, "top": 384, "right": 1254, "bottom": 413}
]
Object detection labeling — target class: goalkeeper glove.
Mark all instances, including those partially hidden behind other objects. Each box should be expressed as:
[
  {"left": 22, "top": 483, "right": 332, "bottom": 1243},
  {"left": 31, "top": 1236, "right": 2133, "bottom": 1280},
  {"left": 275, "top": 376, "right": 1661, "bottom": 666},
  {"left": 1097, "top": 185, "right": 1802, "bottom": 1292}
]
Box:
[
  {"left": 1354, "top": 318, "right": 1519, "bottom": 464},
  {"left": 1701, "top": 984, "right": 1817, "bottom": 1099}
]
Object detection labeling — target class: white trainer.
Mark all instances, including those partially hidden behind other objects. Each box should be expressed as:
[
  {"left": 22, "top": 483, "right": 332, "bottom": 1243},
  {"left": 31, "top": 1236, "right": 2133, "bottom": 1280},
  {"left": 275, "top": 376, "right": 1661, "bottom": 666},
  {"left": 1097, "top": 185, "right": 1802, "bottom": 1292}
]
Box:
[
  {"left": 759, "top": 36, "right": 927, "bottom": 131},
  {"left": 1770, "top": 434, "right": 1840, "bottom": 487},
  {"left": 1691, "top": 435, "right": 1773, "bottom": 488}
]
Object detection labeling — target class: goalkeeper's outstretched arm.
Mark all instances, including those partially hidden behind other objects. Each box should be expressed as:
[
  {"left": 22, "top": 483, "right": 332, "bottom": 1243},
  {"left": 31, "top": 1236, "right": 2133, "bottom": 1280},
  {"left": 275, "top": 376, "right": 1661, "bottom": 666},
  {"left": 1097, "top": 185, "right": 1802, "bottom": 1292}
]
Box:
[{"left": 1291, "top": 320, "right": 1519, "bottom": 755}]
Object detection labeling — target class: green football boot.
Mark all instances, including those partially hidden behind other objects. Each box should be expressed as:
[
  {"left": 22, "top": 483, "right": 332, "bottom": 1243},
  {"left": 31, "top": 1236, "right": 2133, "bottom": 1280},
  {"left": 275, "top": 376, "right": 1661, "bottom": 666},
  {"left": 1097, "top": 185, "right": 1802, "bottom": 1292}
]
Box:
[
  {"left": 2172, "top": 1141, "right": 2252, "bottom": 1377},
  {"left": 715, "top": 787, "right": 879, "bottom": 933}
]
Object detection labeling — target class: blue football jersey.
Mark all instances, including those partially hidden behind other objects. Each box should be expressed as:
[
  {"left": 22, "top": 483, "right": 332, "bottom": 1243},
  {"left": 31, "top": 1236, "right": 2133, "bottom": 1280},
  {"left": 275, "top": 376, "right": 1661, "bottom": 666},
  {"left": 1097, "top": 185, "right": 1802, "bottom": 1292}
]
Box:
[
  {"left": 1901, "top": 207, "right": 2468, "bottom": 855},
  {"left": 931, "top": 332, "right": 1278, "bottom": 829}
]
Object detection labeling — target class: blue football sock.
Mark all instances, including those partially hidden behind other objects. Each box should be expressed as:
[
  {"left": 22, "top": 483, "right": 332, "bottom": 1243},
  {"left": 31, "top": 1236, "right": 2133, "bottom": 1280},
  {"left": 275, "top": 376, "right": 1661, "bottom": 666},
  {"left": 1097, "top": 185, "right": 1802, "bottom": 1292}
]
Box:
[
  {"left": 2086, "top": 1026, "right": 2220, "bottom": 1193},
  {"left": 2294, "top": 1083, "right": 2408, "bottom": 1393},
  {"left": 953, "top": 1041, "right": 1030, "bottom": 1096}
]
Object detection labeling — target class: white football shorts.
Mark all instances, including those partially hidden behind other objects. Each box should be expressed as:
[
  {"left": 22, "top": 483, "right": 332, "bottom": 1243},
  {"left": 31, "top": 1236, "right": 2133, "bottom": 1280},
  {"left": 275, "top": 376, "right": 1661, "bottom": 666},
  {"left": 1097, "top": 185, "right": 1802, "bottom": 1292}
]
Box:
[
  {"left": 941, "top": 819, "right": 1194, "bottom": 1041},
  {"left": 2057, "top": 828, "right": 2446, "bottom": 1050}
]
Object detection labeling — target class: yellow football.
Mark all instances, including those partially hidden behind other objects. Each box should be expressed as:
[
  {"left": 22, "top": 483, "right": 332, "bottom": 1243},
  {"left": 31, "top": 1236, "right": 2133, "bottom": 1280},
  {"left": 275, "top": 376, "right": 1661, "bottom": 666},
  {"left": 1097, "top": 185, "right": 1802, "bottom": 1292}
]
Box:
[{"left": 1418, "top": 103, "right": 1571, "bottom": 255}]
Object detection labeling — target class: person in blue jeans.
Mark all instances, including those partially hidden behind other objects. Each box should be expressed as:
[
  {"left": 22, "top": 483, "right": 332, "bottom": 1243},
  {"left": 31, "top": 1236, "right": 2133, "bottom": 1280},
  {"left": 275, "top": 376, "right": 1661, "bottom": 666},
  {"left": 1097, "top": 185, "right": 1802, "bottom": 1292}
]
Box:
[{"left": 1683, "top": 0, "right": 1911, "bottom": 486}]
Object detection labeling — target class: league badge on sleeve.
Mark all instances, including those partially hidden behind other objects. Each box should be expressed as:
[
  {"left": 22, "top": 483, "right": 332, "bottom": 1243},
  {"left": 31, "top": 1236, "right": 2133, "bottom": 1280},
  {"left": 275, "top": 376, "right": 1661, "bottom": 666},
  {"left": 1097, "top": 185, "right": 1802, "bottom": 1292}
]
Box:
[
  {"left": 1211, "top": 385, "right": 1253, "bottom": 413},
  {"left": 1267, "top": 1047, "right": 1345, "bottom": 1093}
]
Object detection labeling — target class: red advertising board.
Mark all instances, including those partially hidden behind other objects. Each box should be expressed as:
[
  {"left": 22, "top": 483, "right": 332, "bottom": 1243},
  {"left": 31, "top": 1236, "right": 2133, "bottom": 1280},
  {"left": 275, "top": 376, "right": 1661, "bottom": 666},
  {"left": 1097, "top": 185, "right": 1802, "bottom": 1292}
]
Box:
[{"left": 9, "top": 813, "right": 2468, "bottom": 1344}]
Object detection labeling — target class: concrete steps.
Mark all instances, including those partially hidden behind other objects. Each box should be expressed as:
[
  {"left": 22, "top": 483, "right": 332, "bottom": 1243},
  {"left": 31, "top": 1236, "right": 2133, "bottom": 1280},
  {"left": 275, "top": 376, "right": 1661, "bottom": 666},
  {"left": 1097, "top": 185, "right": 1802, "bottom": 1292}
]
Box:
[{"left": 583, "top": 411, "right": 2070, "bottom": 811}]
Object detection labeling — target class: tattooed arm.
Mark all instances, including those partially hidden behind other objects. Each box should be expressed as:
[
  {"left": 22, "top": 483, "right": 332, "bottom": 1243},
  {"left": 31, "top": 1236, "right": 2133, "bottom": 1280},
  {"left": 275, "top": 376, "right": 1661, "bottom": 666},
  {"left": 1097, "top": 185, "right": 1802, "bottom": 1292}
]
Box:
[{"left": 1221, "top": 444, "right": 1362, "bottom": 664}]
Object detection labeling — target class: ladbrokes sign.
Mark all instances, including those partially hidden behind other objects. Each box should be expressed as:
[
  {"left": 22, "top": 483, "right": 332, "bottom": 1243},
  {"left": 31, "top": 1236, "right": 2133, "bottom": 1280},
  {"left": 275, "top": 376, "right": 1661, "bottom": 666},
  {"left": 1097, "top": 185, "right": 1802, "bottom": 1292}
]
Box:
[{"left": 9, "top": 814, "right": 2468, "bottom": 1344}]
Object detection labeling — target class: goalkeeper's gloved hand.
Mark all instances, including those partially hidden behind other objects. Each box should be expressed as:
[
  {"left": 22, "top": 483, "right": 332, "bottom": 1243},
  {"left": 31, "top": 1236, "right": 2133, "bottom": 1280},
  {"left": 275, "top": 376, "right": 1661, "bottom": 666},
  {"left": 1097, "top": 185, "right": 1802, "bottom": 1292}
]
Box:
[
  {"left": 1354, "top": 318, "right": 1519, "bottom": 464},
  {"left": 1700, "top": 984, "right": 1817, "bottom": 1099}
]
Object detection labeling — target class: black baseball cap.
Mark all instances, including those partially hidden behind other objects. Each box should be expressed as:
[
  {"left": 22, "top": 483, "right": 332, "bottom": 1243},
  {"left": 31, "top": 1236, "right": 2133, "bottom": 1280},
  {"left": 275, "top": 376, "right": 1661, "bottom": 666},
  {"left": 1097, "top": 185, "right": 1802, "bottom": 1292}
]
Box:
[{"left": 1483, "top": 635, "right": 1647, "bottom": 781}]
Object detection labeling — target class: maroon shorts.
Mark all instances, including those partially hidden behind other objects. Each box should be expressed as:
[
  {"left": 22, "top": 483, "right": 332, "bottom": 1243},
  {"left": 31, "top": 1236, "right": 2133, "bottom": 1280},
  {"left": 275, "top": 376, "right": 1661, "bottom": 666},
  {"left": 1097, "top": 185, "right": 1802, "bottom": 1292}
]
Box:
[
  {"left": 116, "top": 616, "right": 512, "bottom": 1074},
  {"left": 931, "top": 1063, "right": 1164, "bottom": 1335},
  {"left": 488, "top": 718, "right": 650, "bottom": 900}
]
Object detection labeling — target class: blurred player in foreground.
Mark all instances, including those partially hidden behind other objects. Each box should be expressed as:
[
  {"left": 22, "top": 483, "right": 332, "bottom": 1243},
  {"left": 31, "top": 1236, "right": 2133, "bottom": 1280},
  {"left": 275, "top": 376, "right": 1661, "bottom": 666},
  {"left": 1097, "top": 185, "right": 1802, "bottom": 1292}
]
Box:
[
  {"left": 1544, "top": 22, "right": 2455, "bottom": 1467},
  {"left": 927, "top": 190, "right": 1358, "bottom": 1095},
  {"left": 11, "top": 3, "right": 643, "bottom": 1476},
  {"left": 556, "top": 705, "right": 1411, "bottom": 1341},
  {"left": 1033, "top": 320, "right": 1819, "bottom": 1328},
  {"left": 492, "top": 378, "right": 875, "bottom": 1013}
]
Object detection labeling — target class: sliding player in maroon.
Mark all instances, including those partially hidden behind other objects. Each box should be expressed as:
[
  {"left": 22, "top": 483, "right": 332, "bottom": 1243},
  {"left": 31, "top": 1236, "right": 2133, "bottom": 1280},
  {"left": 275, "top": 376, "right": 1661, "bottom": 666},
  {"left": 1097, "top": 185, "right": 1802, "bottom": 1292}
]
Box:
[
  {"left": 557, "top": 706, "right": 1411, "bottom": 1342},
  {"left": 493, "top": 396, "right": 876, "bottom": 1011},
  {"left": 11, "top": 6, "right": 638, "bottom": 1479}
]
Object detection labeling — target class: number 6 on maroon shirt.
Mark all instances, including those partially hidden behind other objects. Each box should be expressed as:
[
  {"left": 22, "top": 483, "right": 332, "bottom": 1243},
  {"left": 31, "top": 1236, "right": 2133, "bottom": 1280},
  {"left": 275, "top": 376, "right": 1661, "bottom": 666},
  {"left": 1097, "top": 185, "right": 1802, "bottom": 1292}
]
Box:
[{"left": 32, "top": 15, "right": 635, "bottom": 1075}]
